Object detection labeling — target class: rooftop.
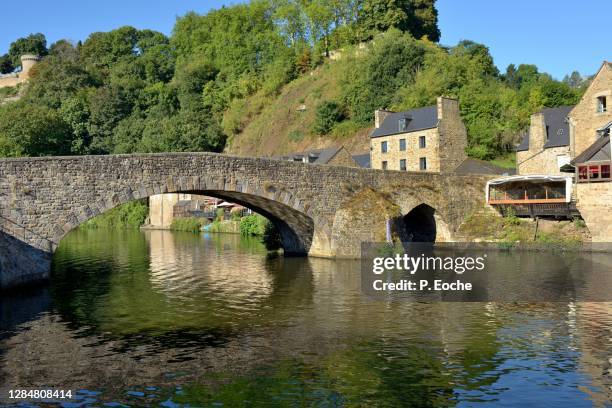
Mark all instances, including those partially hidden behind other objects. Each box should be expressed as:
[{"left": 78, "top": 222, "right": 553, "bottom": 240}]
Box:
[
  {"left": 352, "top": 153, "right": 370, "bottom": 168},
  {"left": 370, "top": 105, "right": 438, "bottom": 138},
  {"left": 516, "top": 105, "right": 575, "bottom": 151},
  {"left": 455, "top": 158, "right": 516, "bottom": 176},
  {"left": 276, "top": 146, "right": 342, "bottom": 165}
]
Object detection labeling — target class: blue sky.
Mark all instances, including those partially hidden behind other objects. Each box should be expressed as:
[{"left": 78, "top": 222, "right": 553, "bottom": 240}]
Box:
[{"left": 0, "top": 0, "right": 609, "bottom": 79}]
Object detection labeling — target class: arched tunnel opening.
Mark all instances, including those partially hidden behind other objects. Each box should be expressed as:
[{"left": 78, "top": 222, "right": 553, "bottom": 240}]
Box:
[
  {"left": 53, "top": 190, "right": 316, "bottom": 257},
  {"left": 400, "top": 204, "right": 437, "bottom": 243},
  {"left": 199, "top": 190, "right": 315, "bottom": 256}
]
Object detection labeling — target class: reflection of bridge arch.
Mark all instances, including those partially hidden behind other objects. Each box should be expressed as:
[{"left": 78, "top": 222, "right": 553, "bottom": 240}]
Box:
[{"left": 0, "top": 153, "right": 490, "bottom": 288}]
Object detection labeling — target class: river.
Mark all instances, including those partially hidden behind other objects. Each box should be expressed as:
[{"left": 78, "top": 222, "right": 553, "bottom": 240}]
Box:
[{"left": 0, "top": 229, "right": 611, "bottom": 407}]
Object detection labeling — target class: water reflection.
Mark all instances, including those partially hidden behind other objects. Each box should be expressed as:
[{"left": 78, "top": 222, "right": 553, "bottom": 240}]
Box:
[{"left": 0, "top": 229, "right": 610, "bottom": 407}]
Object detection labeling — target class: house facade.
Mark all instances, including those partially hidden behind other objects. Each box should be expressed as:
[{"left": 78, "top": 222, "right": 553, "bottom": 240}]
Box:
[
  {"left": 516, "top": 61, "right": 611, "bottom": 176},
  {"left": 370, "top": 97, "right": 467, "bottom": 173},
  {"left": 499, "top": 61, "right": 612, "bottom": 238}
]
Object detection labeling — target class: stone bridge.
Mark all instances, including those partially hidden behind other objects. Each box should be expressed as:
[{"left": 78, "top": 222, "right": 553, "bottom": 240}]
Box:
[{"left": 0, "top": 153, "right": 490, "bottom": 289}]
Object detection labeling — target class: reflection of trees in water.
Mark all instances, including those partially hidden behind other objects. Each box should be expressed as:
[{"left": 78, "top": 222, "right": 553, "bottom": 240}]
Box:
[
  {"left": 48, "top": 229, "right": 316, "bottom": 353},
  {"left": 8, "top": 229, "right": 610, "bottom": 405}
]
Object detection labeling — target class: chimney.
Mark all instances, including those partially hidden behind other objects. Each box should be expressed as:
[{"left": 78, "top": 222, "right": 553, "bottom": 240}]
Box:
[
  {"left": 374, "top": 109, "right": 393, "bottom": 128},
  {"left": 436, "top": 96, "right": 459, "bottom": 121},
  {"left": 529, "top": 111, "right": 547, "bottom": 152}
]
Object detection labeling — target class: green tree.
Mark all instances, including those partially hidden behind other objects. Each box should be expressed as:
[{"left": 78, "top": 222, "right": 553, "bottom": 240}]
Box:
[
  {"left": 8, "top": 33, "right": 48, "bottom": 66},
  {"left": 314, "top": 100, "right": 345, "bottom": 134},
  {"left": 0, "top": 102, "right": 72, "bottom": 157},
  {"left": 343, "top": 30, "right": 425, "bottom": 124},
  {"left": 562, "top": 70, "right": 586, "bottom": 89},
  {"left": 356, "top": 0, "right": 440, "bottom": 42},
  {"left": 0, "top": 54, "right": 14, "bottom": 74}
]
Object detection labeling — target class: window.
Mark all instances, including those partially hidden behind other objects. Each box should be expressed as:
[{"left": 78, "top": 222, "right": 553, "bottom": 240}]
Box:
[
  {"left": 419, "top": 157, "right": 427, "bottom": 171},
  {"left": 399, "top": 159, "right": 406, "bottom": 171},
  {"left": 597, "top": 96, "right": 607, "bottom": 113},
  {"left": 382, "top": 161, "right": 388, "bottom": 170},
  {"left": 419, "top": 136, "right": 426, "bottom": 149},
  {"left": 381, "top": 141, "right": 388, "bottom": 153},
  {"left": 399, "top": 138, "right": 406, "bottom": 151},
  {"left": 399, "top": 118, "right": 408, "bottom": 132},
  {"left": 578, "top": 164, "right": 612, "bottom": 182}
]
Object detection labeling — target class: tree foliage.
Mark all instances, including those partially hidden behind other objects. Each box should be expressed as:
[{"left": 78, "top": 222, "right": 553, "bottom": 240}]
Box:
[
  {"left": 0, "top": 0, "right": 584, "bottom": 163},
  {"left": 8, "top": 33, "right": 48, "bottom": 66}
]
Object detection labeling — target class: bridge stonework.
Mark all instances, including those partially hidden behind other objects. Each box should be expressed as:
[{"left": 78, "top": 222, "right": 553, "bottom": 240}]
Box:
[{"left": 0, "top": 153, "right": 490, "bottom": 289}]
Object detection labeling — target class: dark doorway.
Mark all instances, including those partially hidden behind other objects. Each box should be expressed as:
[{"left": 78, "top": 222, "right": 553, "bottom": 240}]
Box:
[{"left": 402, "top": 204, "right": 437, "bottom": 243}]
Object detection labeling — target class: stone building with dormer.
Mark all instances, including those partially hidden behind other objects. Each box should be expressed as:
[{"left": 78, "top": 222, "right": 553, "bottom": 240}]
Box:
[
  {"left": 516, "top": 61, "right": 611, "bottom": 177},
  {"left": 369, "top": 97, "right": 467, "bottom": 173},
  {"left": 489, "top": 62, "right": 611, "bottom": 238}
]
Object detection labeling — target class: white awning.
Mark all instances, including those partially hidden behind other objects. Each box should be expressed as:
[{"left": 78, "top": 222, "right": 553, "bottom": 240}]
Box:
[{"left": 486, "top": 175, "right": 573, "bottom": 203}]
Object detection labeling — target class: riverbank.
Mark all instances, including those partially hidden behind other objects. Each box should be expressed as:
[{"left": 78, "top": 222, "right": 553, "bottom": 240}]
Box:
[{"left": 458, "top": 209, "right": 591, "bottom": 249}]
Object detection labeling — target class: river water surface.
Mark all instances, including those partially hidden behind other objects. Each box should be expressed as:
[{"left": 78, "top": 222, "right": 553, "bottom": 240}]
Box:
[{"left": 1, "top": 229, "right": 611, "bottom": 407}]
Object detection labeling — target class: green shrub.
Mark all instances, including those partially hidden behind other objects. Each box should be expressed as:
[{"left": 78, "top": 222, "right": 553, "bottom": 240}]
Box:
[
  {"left": 230, "top": 210, "right": 241, "bottom": 221},
  {"left": 288, "top": 130, "right": 304, "bottom": 142},
  {"left": 170, "top": 217, "right": 205, "bottom": 232},
  {"left": 240, "top": 214, "right": 266, "bottom": 236},
  {"left": 313, "top": 100, "right": 345, "bottom": 135},
  {"left": 503, "top": 208, "right": 521, "bottom": 226},
  {"left": 216, "top": 208, "right": 225, "bottom": 221},
  {"left": 573, "top": 217, "right": 587, "bottom": 229},
  {"left": 81, "top": 200, "right": 148, "bottom": 229}
]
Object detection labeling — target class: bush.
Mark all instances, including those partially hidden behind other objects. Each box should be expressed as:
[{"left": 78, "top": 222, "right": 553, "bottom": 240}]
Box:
[
  {"left": 503, "top": 208, "right": 521, "bottom": 226},
  {"left": 240, "top": 214, "right": 266, "bottom": 236},
  {"left": 81, "top": 200, "right": 148, "bottom": 229},
  {"left": 170, "top": 217, "right": 205, "bottom": 232},
  {"left": 216, "top": 208, "right": 225, "bottom": 221},
  {"left": 288, "top": 130, "right": 304, "bottom": 142},
  {"left": 313, "top": 100, "right": 345, "bottom": 135},
  {"left": 573, "top": 217, "right": 587, "bottom": 229}
]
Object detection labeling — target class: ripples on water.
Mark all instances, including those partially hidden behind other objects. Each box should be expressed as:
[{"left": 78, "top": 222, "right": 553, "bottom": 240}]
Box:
[{"left": 0, "top": 229, "right": 611, "bottom": 407}]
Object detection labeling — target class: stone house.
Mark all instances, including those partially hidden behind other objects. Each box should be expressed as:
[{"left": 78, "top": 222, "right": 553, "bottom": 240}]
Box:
[
  {"left": 497, "top": 61, "right": 611, "bottom": 236},
  {"left": 369, "top": 97, "right": 467, "bottom": 173},
  {"left": 516, "top": 61, "right": 611, "bottom": 176}
]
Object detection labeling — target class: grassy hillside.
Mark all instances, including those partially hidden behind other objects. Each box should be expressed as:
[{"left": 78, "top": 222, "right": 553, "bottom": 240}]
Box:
[{"left": 225, "top": 53, "right": 371, "bottom": 157}]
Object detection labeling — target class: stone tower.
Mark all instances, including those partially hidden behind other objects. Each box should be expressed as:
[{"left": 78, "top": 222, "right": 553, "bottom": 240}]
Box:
[{"left": 19, "top": 54, "right": 40, "bottom": 79}]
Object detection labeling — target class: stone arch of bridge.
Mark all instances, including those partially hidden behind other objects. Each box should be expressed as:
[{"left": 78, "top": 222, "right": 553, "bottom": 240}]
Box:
[
  {"left": 50, "top": 179, "right": 321, "bottom": 256},
  {"left": 399, "top": 203, "right": 453, "bottom": 243}
]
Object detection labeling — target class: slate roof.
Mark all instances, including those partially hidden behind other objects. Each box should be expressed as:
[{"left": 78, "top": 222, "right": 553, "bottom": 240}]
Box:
[
  {"left": 352, "top": 153, "right": 370, "bottom": 168},
  {"left": 571, "top": 136, "right": 611, "bottom": 165},
  {"left": 277, "top": 146, "right": 342, "bottom": 164},
  {"left": 455, "top": 158, "right": 516, "bottom": 176},
  {"left": 516, "top": 132, "right": 530, "bottom": 152},
  {"left": 370, "top": 106, "right": 438, "bottom": 138},
  {"left": 516, "top": 106, "right": 574, "bottom": 151}
]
